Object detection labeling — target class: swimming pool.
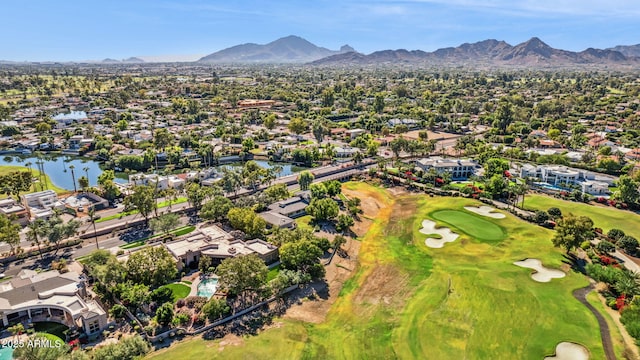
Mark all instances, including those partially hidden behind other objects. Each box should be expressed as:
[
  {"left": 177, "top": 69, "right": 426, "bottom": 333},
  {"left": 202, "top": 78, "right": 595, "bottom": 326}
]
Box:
[
  {"left": 197, "top": 278, "right": 218, "bottom": 298},
  {"left": 534, "top": 182, "right": 566, "bottom": 192},
  {"left": 0, "top": 345, "right": 14, "bottom": 360}
]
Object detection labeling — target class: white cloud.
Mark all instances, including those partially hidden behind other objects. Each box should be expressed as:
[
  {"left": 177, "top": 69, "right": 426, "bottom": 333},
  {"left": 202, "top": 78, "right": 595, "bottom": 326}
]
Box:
[
  {"left": 369, "top": 5, "right": 409, "bottom": 15},
  {"left": 375, "top": 0, "right": 640, "bottom": 17}
]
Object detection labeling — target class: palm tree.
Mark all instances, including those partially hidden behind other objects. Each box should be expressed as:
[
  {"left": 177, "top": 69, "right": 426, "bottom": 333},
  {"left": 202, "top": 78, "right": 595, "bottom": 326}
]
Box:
[
  {"left": 87, "top": 206, "right": 99, "bottom": 250},
  {"left": 69, "top": 165, "right": 77, "bottom": 193},
  {"left": 26, "top": 219, "right": 47, "bottom": 260},
  {"left": 163, "top": 188, "right": 178, "bottom": 210},
  {"left": 34, "top": 152, "right": 46, "bottom": 190},
  {"left": 469, "top": 174, "right": 479, "bottom": 188},
  {"left": 24, "top": 162, "right": 34, "bottom": 191},
  {"left": 516, "top": 182, "right": 529, "bottom": 208},
  {"left": 272, "top": 165, "right": 284, "bottom": 179},
  {"left": 353, "top": 151, "right": 364, "bottom": 167},
  {"left": 614, "top": 275, "right": 640, "bottom": 298},
  {"left": 83, "top": 166, "right": 90, "bottom": 186}
]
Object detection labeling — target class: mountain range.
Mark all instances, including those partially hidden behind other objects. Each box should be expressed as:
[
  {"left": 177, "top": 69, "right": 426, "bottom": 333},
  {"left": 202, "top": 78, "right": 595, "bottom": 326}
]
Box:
[
  {"left": 606, "top": 44, "right": 640, "bottom": 58},
  {"left": 102, "top": 57, "right": 145, "bottom": 63},
  {"left": 198, "top": 35, "right": 354, "bottom": 63},
  {"left": 1, "top": 36, "right": 639, "bottom": 67},
  {"left": 311, "top": 37, "right": 637, "bottom": 67}
]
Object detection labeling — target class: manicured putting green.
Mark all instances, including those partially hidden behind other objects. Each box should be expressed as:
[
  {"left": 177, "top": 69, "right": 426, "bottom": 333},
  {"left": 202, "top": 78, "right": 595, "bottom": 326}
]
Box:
[{"left": 431, "top": 210, "right": 506, "bottom": 242}]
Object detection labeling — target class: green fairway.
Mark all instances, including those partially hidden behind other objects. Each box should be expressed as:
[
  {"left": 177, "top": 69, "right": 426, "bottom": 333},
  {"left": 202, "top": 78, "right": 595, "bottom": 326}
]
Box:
[
  {"left": 147, "top": 185, "right": 621, "bottom": 360},
  {"left": 430, "top": 209, "right": 506, "bottom": 243},
  {"left": 524, "top": 194, "right": 640, "bottom": 239},
  {"left": 0, "top": 165, "right": 68, "bottom": 196}
]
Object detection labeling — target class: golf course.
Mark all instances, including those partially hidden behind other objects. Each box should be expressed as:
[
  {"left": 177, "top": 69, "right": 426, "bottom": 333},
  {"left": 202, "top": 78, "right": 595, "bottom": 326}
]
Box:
[
  {"left": 524, "top": 193, "right": 640, "bottom": 240},
  {"left": 148, "top": 183, "right": 625, "bottom": 359}
]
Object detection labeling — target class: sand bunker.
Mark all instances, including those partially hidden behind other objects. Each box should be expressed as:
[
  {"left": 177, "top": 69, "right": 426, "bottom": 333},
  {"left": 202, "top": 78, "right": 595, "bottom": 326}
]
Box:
[
  {"left": 544, "top": 342, "right": 590, "bottom": 360},
  {"left": 464, "top": 205, "right": 506, "bottom": 219},
  {"left": 513, "top": 258, "right": 566, "bottom": 282},
  {"left": 419, "top": 219, "right": 459, "bottom": 248}
]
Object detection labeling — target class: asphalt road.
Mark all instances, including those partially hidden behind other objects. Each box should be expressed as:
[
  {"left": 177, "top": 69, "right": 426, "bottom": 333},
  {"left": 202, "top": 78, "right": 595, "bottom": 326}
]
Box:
[{"left": 1, "top": 161, "right": 370, "bottom": 273}]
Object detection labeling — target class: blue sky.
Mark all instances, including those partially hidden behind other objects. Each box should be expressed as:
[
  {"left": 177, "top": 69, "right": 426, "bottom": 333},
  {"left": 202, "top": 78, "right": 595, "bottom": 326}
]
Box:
[{"left": 2, "top": 0, "right": 638, "bottom": 61}]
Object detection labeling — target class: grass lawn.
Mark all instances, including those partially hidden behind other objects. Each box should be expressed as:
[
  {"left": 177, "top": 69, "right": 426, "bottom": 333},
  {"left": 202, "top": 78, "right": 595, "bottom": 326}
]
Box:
[
  {"left": 524, "top": 194, "right": 640, "bottom": 239},
  {"left": 0, "top": 165, "right": 68, "bottom": 196},
  {"left": 267, "top": 264, "right": 281, "bottom": 282},
  {"left": 161, "top": 283, "right": 191, "bottom": 303},
  {"left": 95, "top": 209, "right": 138, "bottom": 223},
  {"left": 38, "top": 332, "right": 64, "bottom": 345},
  {"left": 33, "top": 322, "right": 68, "bottom": 340},
  {"left": 294, "top": 215, "right": 314, "bottom": 232},
  {"left": 430, "top": 209, "right": 506, "bottom": 243},
  {"left": 148, "top": 184, "right": 617, "bottom": 359},
  {"left": 96, "top": 198, "right": 189, "bottom": 223},
  {"left": 120, "top": 240, "right": 145, "bottom": 250},
  {"left": 172, "top": 225, "right": 195, "bottom": 237}
]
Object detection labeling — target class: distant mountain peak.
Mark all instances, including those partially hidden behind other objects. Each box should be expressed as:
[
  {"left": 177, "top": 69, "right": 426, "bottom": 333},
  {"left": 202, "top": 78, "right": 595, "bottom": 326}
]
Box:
[
  {"left": 340, "top": 45, "right": 355, "bottom": 52},
  {"left": 311, "top": 36, "right": 636, "bottom": 67},
  {"left": 606, "top": 43, "right": 640, "bottom": 58},
  {"left": 199, "top": 35, "right": 357, "bottom": 63},
  {"left": 123, "top": 57, "right": 144, "bottom": 63},
  {"left": 521, "top": 37, "right": 552, "bottom": 50}
]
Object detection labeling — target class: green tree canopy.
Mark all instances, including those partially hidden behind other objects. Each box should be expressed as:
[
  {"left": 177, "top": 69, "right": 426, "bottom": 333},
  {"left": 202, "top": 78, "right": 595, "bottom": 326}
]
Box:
[
  {"left": 306, "top": 198, "right": 340, "bottom": 221},
  {"left": 0, "top": 214, "right": 20, "bottom": 253},
  {"left": 614, "top": 175, "right": 640, "bottom": 205},
  {"left": 149, "top": 213, "right": 180, "bottom": 236},
  {"left": 201, "top": 195, "right": 233, "bottom": 222},
  {"left": 216, "top": 254, "right": 268, "bottom": 297},
  {"left": 297, "top": 171, "right": 314, "bottom": 191},
  {"left": 551, "top": 214, "right": 595, "bottom": 252},
  {"left": 124, "top": 185, "right": 156, "bottom": 224},
  {"left": 227, "top": 207, "right": 266, "bottom": 238},
  {"left": 280, "top": 240, "right": 325, "bottom": 278},
  {"left": 126, "top": 246, "right": 177, "bottom": 287}
]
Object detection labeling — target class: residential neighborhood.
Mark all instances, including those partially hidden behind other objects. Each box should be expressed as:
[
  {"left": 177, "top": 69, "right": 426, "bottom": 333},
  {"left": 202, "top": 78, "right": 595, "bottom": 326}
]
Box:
[{"left": 1, "top": 34, "right": 640, "bottom": 360}]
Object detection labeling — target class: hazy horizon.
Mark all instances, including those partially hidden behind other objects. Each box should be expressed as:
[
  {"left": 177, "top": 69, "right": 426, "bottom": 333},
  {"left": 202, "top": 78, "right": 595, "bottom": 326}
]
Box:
[{"left": 2, "top": 0, "right": 638, "bottom": 62}]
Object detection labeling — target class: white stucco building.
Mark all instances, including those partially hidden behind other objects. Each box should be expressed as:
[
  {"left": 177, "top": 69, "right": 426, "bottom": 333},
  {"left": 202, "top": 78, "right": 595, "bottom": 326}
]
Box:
[{"left": 0, "top": 270, "right": 107, "bottom": 336}]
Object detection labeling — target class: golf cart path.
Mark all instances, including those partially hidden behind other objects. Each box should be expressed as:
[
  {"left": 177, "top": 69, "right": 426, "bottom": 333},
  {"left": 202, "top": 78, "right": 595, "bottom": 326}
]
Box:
[{"left": 572, "top": 284, "right": 616, "bottom": 360}]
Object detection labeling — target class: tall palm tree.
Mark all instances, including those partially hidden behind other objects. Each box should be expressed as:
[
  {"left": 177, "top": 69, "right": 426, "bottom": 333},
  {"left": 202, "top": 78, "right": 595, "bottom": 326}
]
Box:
[
  {"left": 34, "top": 152, "right": 46, "bottom": 191},
  {"left": 26, "top": 219, "right": 47, "bottom": 260},
  {"left": 517, "top": 182, "right": 529, "bottom": 209},
  {"left": 353, "top": 151, "right": 364, "bottom": 167},
  {"left": 83, "top": 167, "right": 90, "bottom": 186},
  {"left": 69, "top": 165, "right": 77, "bottom": 193},
  {"left": 163, "top": 188, "right": 178, "bottom": 210},
  {"left": 87, "top": 206, "right": 99, "bottom": 250},
  {"left": 24, "top": 162, "right": 34, "bottom": 191}
]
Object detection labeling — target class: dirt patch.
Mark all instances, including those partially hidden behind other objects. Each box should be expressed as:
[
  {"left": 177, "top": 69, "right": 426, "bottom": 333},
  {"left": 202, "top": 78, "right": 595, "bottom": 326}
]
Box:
[
  {"left": 343, "top": 185, "right": 391, "bottom": 237},
  {"left": 216, "top": 333, "right": 244, "bottom": 352},
  {"left": 387, "top": 186, "right": 408, "bottom": 196},
  {"left": 284, "top": 237, "right": 361, "bottom": 324},
  {"left": 350, "top": 217, "right": 373, "bottom": 237},
  {"left": 353, "top": 264, "right": 409, "bottom": 309},
  {"left": 284, "top": 183, "right": 396, "bottom": 324}
]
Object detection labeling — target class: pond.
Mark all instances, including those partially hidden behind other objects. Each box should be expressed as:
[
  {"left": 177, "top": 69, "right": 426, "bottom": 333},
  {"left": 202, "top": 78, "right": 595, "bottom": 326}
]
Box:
[
  {"left": 0, "top": 155, "right": 302, "bottom": 191},
  {"left": 218, "top": 160, "right": 303, "bottom": 178},
  {"left": 0, "top": 155, "right": 128, "bottom": 190}
]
